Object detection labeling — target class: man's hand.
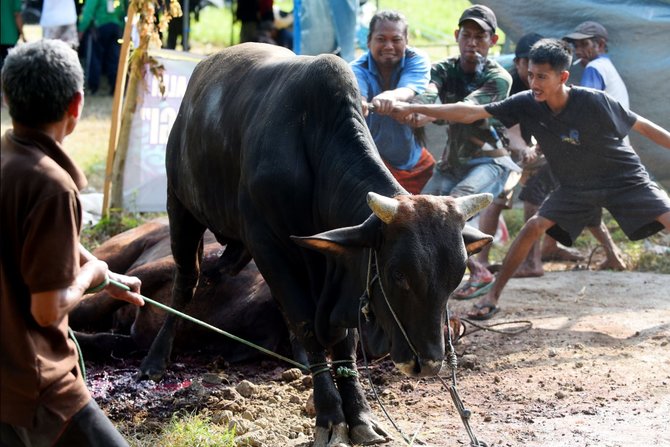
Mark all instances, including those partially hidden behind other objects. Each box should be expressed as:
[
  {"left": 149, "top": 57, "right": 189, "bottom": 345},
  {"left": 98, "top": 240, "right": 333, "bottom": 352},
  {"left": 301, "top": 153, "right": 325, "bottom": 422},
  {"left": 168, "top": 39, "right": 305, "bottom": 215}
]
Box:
[
  {"left": 106, "top": 272, "right": 144, "bottom": 307},
  {"left": 371, "top": 91, "right": 398, "bottom": 115},
  {"left": 519, "top": 146, "right": 538, "bottom": 165},
  {"left": 401, "top": 112, "right": 435, "bottom": 128},
  {"left": 391, "top": 101, "right": 413, "bottom": 119}
]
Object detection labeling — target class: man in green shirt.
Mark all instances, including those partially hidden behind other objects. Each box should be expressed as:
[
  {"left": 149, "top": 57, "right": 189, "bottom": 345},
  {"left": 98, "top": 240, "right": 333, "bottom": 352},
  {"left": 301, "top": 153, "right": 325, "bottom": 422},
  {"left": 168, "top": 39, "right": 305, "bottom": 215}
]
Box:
[
  {"left": 0, "top": 0, "right": 24, "bottom": 71},
  {"left": 417, "top": 5, "right": 514, "bottom": 300},
  {"left": 77, "top": 0, "right": 126, "bottom": 95}
]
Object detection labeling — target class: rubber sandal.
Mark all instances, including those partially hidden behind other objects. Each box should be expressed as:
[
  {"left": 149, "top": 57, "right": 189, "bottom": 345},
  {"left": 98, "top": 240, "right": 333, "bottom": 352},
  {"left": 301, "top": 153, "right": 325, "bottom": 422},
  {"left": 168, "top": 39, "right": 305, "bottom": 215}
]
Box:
[
  {"left": 452, "top": 279, "right": 495, "bottom": 300},
  {"left": 466, "top": 303, "right": 500, "bottom": 321}
]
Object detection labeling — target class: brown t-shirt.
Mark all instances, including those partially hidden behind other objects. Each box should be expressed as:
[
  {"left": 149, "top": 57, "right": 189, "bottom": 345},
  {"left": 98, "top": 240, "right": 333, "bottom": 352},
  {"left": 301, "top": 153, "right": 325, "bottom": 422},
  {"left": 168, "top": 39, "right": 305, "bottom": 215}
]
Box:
[{"left": 0, "top": 126, "right": 91, "bottom": 428}]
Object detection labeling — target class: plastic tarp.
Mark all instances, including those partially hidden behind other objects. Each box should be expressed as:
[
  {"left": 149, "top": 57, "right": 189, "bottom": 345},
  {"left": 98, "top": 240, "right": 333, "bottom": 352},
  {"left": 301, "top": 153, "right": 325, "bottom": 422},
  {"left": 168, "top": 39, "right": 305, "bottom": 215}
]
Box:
[{"left": 474, "top": 0, "right": 670, "bottom": 189}]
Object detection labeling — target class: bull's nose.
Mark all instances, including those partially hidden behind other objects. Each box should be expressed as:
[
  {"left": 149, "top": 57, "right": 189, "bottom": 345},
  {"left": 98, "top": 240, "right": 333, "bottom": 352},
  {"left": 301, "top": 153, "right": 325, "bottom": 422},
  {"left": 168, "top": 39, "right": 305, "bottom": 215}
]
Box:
[{"left": 396, "top": 358, "right": 443, "bottom": 378}]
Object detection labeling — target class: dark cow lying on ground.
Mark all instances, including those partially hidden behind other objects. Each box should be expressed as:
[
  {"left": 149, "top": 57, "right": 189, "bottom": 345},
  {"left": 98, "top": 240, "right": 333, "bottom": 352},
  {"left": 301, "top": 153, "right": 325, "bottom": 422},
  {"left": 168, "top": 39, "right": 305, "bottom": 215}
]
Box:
[
  {"left": 138, "top": 42, "right": 493, "bottom": 446},
  {"left": 70, "top": 219, "right": 292, "bottom": 362}
]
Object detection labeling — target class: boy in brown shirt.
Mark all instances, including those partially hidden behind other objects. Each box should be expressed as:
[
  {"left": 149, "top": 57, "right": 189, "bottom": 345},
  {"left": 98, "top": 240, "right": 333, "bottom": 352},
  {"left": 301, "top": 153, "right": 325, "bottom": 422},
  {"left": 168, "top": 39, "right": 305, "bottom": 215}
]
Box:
[{"left": 1, "top": 39, "right": 144, "bottom": 446}]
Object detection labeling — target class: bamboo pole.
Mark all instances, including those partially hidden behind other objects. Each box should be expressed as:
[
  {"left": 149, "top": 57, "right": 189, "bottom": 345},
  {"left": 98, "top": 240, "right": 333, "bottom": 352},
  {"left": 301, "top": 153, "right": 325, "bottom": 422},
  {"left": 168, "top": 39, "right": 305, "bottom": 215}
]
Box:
[
  {"left": 101, "top": 2, "right": 136, "bottom": 217},
  {"left": 109, "top": 57, "right": 141, "bottom": 209}
]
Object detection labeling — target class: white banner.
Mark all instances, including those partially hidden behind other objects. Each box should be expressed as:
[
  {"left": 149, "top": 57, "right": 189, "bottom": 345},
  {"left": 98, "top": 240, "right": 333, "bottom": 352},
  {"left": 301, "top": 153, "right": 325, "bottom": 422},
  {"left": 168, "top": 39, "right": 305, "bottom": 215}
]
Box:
[{"left": 123, "top": 49, "right": 204, "bottom": 212}]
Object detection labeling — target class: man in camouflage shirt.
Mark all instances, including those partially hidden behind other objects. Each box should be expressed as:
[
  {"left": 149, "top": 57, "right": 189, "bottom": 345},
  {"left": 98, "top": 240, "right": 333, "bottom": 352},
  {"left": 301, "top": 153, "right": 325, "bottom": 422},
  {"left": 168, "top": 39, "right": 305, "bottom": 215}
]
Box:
[{"left": 419, "top": 5, "right": 513, "bottom": 299}]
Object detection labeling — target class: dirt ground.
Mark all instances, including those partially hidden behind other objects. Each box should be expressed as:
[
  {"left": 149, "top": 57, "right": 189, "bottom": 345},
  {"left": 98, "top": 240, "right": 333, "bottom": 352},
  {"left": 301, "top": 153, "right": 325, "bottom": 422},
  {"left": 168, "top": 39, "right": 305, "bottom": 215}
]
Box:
[{"left": 88, "top": 268, "right": 670, "bottom": 447}]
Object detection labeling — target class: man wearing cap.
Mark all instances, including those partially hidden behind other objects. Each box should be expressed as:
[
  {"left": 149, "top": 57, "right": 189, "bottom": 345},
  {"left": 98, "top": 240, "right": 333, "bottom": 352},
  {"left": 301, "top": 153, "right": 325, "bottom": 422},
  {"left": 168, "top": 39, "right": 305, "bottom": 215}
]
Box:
[
  {"left": 416, "top": 4, "right": 513, "bottom": 299},
  {"left": 563, "top": 21, "right": 629, "bottom": 108}
]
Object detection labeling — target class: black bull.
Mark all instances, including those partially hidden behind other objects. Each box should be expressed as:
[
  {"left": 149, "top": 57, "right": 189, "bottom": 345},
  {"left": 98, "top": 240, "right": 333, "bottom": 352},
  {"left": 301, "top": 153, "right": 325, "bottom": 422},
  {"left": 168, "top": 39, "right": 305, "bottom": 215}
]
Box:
[{"left": 138, "top": 43, "right": 493, "bottom": 446}]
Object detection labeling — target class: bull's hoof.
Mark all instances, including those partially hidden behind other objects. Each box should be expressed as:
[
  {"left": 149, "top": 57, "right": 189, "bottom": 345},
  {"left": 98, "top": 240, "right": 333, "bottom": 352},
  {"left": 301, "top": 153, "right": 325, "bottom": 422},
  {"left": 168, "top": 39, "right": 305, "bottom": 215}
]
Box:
[
  {"left": 313, "top": 422, "right": 349, "bottom": 447},
  {"left": 350, "top": 421, "right": 389, "bottom": 445},
  {"left": 136, "top": 358, "right": 167, "bottom": 382}
]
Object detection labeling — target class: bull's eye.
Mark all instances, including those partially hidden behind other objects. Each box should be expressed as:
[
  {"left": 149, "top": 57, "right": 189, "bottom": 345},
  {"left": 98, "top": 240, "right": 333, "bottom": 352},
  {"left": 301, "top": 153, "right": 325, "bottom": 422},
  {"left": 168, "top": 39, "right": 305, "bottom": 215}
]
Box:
[{"left": 391, "top": 270, "right": 410, "bottom": 290}]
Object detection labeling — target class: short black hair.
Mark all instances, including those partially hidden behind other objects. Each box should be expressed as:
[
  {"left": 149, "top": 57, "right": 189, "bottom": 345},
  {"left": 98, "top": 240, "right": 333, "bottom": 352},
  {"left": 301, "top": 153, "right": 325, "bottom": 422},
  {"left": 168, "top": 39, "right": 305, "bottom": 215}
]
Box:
[
  {"left": 529, "top": 38, "right": 573, "bottom": 73},
  {"left": 1, "top": 39, "right": 84, "bottom": 127},
  {"left": 368, "top": 10, "right": 408, "bottom": 42}
]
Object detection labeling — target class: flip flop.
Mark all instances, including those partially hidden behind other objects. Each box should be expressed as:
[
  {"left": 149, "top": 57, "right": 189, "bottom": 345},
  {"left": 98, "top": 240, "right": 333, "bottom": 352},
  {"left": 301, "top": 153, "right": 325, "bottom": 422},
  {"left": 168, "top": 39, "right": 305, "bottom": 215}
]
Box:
[
  {"left": 452, "top": 279, "right": 495, "bottom": 300},
  {"left": 466, "top": 303, "right": 500, "bottom": 321}
]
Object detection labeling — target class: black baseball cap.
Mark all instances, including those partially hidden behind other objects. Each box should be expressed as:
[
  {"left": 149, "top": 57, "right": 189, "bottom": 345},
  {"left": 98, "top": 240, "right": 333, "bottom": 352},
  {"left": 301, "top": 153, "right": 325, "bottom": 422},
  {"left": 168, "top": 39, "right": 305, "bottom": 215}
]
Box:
[
  {"left": 515, "top": 32, "right": 544, "bottom": 58},
  {"left": 458, "top": 4, "right": 497, "bottom": 33}
]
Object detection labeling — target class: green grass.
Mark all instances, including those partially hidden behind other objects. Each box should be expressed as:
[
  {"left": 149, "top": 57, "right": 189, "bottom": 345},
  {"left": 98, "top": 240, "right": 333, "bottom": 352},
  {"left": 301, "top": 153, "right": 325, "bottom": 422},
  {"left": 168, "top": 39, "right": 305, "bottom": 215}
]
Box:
[
  {"left": 121, "top": 411, "right": 236, "bottom": 447},
  {"left": 189, "top": 0, "right": 500, "bottom": 60}
]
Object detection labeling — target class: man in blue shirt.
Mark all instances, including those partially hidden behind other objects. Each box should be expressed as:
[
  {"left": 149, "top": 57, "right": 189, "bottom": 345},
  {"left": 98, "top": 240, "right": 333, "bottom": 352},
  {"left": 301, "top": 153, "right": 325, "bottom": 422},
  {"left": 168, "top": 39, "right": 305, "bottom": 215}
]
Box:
[{"left": 350, "top": 10, "right": 435, "bottom": 194}]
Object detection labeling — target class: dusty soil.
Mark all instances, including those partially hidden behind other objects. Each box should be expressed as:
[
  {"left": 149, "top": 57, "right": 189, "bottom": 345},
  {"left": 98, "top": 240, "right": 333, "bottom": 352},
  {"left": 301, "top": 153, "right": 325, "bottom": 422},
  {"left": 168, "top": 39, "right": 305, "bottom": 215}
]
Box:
[{"left": 88, "top": 269, "right": 670, "bottom": 447}]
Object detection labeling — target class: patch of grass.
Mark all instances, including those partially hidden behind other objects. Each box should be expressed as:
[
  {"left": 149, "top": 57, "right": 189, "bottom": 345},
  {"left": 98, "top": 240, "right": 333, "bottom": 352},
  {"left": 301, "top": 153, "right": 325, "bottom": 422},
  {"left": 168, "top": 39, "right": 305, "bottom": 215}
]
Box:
[
  {"left": 118, "top": 410, "right": 237, "bottom": 447},
  {"left": 190, "top": 6, "right": 239, "bottom": 49},
  {"left": 380, "top": 0, "right": 476, "bottom": 59},
  {"left": 80, "top": 210, "right": 146, "bottom": 250},
  {"left": 189, "top": 0, "right": 493, "bottom": 61},
  {"left": 626, "top": 234, "right": 670, "bottom": 274},
  {"left": 145, "top": 411, "right": 236, "bottom": 447}
]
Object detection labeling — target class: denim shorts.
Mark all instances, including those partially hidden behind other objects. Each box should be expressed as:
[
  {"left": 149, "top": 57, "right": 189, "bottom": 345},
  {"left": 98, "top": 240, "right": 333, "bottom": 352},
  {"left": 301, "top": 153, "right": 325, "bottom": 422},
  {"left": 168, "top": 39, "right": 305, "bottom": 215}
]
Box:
[{"left": 422, "top": 159, "right": 509, "bottom": 198}]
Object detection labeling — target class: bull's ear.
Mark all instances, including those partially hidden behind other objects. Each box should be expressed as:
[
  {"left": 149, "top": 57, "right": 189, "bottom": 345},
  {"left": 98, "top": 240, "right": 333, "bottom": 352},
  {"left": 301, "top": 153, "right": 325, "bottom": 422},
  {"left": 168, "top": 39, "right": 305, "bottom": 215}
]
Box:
[
  {"left": 290, "top": 215, "right": 380, "bottom": 256},
  {"left": 462, "top": 224, "right": 493, "bottom": 256}
]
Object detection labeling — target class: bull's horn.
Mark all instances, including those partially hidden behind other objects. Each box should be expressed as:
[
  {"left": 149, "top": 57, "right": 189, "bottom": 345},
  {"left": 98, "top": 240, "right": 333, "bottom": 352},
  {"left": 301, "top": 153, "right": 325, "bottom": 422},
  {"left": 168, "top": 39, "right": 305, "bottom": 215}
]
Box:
[
  {"left": 367, "top": 192, "right": 399, "bottom": 224},
  {"left": 454, "top": 193, "right": 493, "bottom": 220}
]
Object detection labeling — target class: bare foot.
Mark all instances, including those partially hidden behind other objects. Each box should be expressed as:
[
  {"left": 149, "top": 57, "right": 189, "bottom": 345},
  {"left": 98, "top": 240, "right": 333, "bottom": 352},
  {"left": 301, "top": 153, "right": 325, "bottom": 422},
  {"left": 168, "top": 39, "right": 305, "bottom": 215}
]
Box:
[
  {"left": 541, "top": 246, "right": 584, "bottom": 262},
  {"left": 597, "top": 256, "right": 627, "bottom": 271},
  {"left": 513, "top": 263, "right": 544, "bottom": 278}
]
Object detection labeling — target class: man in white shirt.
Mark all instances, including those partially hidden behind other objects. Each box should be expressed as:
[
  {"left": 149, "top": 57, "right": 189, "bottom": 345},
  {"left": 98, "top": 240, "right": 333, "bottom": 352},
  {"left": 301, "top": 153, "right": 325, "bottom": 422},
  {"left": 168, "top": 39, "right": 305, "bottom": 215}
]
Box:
[
  {"left": 40, "top": 0, "right": 79, "bottom": 49},
  {"left": 563, "top": 21, "right": 629, "bottom": 108}
]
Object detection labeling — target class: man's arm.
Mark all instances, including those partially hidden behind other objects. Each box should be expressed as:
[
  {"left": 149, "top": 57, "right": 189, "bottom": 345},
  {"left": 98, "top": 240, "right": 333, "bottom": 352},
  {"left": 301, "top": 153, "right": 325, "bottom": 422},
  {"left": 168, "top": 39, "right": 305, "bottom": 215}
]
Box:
[
  {"left": 30, "top": 258, "right": 109, "bottom": 327},
  {"left": 370, "top": 87, "right": 417, "bottom": 115},
  {"left": 632, "top": 115, "right": 670, "bottom": 150},
  {"left": 30, "top": 245, "right": 144, "bottom": 327},
  {"left": 506, "top": 124, "right": 537, "bottom": 165},
  {"left": 79, "top": 244, "right": 143, "bottom": 305},
  {"left": 393, "top": 101, "right": 491, "bottom": 124}
]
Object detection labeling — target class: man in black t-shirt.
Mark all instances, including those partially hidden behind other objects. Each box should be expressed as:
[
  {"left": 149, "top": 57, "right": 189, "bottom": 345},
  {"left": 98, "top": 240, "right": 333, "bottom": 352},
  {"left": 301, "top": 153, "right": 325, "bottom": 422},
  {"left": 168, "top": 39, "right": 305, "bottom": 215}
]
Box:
[
  {"left": 510, "top": 32, "right": 624, "bottom": 277},
  {"left": 392, "top": 39, "right": 670, "bottom": 320}
]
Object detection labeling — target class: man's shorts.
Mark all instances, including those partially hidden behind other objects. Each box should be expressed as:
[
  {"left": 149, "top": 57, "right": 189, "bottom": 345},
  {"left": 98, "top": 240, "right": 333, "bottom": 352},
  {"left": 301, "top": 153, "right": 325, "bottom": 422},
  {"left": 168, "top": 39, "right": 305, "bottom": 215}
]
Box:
[
  {"left": 539, "top": 181, "right": 670, "bottom": 247},
  {"left": 518, "top": 163, "right": 559, "bottom": 207}
]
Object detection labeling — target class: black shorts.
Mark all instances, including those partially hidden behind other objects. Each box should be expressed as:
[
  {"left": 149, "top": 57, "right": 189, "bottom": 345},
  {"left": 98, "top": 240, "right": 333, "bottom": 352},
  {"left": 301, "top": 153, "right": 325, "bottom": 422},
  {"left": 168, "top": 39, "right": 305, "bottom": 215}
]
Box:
[
  {"left": 518, "top": 163, "right": 559, "bottom": 207},
  {"left": 539, "top": 181, "right": 670, "bottom": 246}
]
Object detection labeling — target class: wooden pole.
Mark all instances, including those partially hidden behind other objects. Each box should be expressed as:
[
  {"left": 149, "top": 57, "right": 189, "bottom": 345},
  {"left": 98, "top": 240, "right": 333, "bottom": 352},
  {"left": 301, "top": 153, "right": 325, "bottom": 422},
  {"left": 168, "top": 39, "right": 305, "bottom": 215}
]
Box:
[{"left": 101, "top": 2, "right": 136, "bottom": 217}]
